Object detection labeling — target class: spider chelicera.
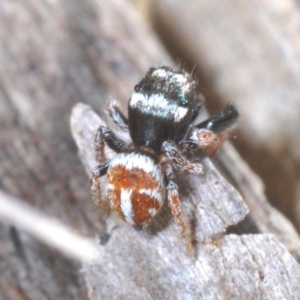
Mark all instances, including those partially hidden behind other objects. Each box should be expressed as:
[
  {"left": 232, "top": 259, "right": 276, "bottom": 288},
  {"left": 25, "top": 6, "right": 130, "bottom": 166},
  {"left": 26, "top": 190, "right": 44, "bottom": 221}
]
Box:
[{"left": 90, "top": 66, "right": 238, "bottom": 252}]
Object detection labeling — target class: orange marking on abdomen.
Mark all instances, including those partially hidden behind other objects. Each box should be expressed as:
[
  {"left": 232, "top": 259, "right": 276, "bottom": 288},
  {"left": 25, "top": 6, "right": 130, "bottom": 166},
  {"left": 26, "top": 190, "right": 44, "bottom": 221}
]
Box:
[{"left": 106, "top": 158, "right": 165, "bottom": 225}]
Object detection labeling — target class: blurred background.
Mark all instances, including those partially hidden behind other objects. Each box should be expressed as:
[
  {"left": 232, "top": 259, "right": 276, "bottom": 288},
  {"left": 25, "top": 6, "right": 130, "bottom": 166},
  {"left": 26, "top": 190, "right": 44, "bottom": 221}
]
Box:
[{"left": 1, "top": 0, "right": 300, "bottom": 299}]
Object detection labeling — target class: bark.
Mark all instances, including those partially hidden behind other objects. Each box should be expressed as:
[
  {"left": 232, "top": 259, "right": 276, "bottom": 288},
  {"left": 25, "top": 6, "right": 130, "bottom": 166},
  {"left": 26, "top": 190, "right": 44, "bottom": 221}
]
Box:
[
  {"left": 71, "top": 103, "right": 299, "bottom": 299},
  {"left": 0, "top": 0, "right": 299, "bottom": 299},
  {"left": 84, "top": 234, "right": 300, "bottom": 299}
]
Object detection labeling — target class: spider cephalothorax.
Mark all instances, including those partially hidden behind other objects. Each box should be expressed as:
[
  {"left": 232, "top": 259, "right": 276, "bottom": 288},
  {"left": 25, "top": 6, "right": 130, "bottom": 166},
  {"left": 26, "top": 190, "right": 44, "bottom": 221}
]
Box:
[{"left": 90, "top": 66, "right": 238, "bottom": 252}]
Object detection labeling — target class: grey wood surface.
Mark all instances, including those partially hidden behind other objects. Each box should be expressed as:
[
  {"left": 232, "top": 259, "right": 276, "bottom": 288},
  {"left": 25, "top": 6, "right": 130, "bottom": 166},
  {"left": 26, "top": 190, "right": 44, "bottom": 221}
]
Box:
[{"left": 0, "top": 0, "right": 300, "bottom": 299}]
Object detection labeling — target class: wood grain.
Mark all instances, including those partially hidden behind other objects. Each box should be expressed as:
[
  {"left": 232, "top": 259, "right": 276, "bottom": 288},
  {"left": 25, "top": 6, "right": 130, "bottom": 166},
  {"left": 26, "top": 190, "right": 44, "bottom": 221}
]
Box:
[{"left": 0, "top": 0, "right": 300, "bottom": 298}]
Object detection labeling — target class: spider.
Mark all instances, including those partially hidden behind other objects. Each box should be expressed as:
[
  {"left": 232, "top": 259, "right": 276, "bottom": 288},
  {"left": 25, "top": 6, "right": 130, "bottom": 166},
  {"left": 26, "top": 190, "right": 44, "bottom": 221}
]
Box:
[{"left": 90, "top": 66, "right": 238, "bottom": 252}]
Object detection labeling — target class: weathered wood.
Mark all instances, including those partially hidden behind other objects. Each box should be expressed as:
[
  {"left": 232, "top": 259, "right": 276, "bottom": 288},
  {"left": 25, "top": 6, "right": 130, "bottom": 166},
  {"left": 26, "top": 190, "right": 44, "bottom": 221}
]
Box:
[
  {"left": 71, "top": 103, "right": 247, "bottom": 245},
  {"left": 151, "top": 0, "right": 300, "bottom": 232},
  {"left": 216, "top": 143, "right": 300, "bottom": 260},
  {"left": 71, "top": 104, "right": 300, "bottom": 299},
  {"left": 83, "top": 234, "right": 300, "bottom": 299},
  {"left": 1, "top": 0, "right": 300, "bottom": 299}
]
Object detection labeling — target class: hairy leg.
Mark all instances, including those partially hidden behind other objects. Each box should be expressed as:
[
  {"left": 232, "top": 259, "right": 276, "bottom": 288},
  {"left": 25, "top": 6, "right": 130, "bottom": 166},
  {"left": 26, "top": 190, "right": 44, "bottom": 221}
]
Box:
[
  {"left": 94, "top": 126, "right": 127, "bottom": 163},
  {"left": 92, "top": 125, "right": 127, "bottom": 216},
  {"left": 90, "top": 161, "right": 111, "bottom": 216},
  {"left": 182, "top": 104, "right": 239, "bottom": 155},
  {"left": 162, "top": 140, "right": 203, "bottom": 174},
  {"left": 105, "top": 100, "right": 128, "bottom": 131},
  {"left": 165, "top": 163, "right": 193, "bottom": 253}
]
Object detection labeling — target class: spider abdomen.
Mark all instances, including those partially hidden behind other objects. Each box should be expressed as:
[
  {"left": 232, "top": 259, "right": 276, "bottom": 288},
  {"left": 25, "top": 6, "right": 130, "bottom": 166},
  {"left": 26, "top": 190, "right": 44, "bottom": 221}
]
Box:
[{"left": 106, "top": 152, "right": 165, "bottom": 225}]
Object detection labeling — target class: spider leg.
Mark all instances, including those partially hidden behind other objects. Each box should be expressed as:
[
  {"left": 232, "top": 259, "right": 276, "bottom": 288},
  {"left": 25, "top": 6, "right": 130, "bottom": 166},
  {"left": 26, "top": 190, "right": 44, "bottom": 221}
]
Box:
[
  {"left": 162, "top": 140, "right": 203, "bottom": 175},
  {"left": 90, "top": 161, "right": 111, "bottom": 216},
  {"left": 182, "top": 104, "right": 239, "bottom": 155},
  {"left": 105, "top": 100, "right": 128, "bottom": 131},
  {"left": 165, "top": 163, "right": 193, "bottom": 253},
  {"left": 94, "top": 125, "right": 128, "bottom": 163},
  {"left": 196, "top": 104, "right": 239, "bottom": 133},
  {"left": 92, "top": 125, "right": 128, "bottom": 216}
]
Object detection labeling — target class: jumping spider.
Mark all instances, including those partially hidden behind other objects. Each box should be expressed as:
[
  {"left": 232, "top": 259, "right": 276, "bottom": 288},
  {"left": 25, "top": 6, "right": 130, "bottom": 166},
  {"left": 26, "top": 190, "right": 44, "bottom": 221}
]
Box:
[{"left": 90, "top": 66, "right": 238, "bottom": 252}]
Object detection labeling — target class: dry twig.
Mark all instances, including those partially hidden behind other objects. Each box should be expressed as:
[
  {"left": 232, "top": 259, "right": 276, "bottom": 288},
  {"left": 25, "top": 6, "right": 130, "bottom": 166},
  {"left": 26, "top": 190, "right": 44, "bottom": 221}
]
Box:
[{"left": 0, "top": 190, "right": 99, "bottom": 262}]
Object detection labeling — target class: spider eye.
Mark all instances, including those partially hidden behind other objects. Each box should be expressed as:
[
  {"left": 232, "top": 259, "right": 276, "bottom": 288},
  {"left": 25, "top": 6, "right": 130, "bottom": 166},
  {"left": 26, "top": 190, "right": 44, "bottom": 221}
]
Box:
[
  {"left": 134, "top": 84, "right": 140, "bottom": 92},
  {"left": 179, "top": 97, "right": 189, "bottom": 107}
]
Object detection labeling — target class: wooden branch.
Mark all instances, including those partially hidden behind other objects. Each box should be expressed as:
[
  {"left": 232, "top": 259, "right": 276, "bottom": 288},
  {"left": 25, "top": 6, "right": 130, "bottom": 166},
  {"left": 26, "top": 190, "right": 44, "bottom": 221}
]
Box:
[
  {"left": 216, "top": 143, "right": 300, "bottom": 260},
  {"left": 1, "top": 0, "right": 300, "bottom": 298},
  {"left": 0, "top": 190, "right": 99, "bottom": 262},
  {"left": 83, "top": 234, "right": 300, "bottom": 299},
  {"left": 71, "top": 104, "right": 300, "bottom": 298}
]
